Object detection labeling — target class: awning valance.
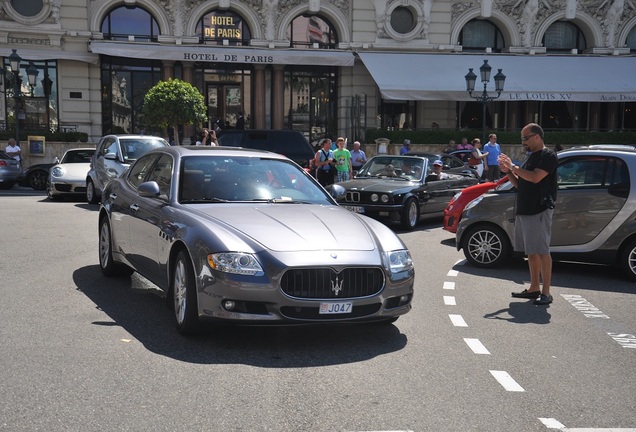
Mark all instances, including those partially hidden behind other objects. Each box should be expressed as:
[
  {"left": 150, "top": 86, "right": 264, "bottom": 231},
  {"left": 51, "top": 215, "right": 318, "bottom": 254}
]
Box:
[
  {"left": 358, "top": 52, "right": 636, "bottom": 102},
  {"left": 89, "top": 41, "right": 356, "bottom": 67}
]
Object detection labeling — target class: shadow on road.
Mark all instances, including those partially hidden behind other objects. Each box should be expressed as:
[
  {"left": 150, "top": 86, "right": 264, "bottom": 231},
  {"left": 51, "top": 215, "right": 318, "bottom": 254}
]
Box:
[
  {"left": 73, "top": 265, "right": 409, "bottom": 366},
  {"left": 484, "top": 301, "right": 552, "bottom": 324}
]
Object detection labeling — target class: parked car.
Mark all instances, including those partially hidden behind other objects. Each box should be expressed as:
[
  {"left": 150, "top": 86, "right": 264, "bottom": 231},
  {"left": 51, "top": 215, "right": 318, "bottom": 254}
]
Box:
[
  {"left": 47, "top": 148, "right": 95, "bottom": 200},
  {"left": 336, "top": 155, "right": 479, "bottom": 230},
  {"left": 216, "top": 129, "right": 315, "bottom": 171},
  {"left": 448, "top": 149, "right": 484, "bottom": 179},
  {"left": 456, "top": 145, "right": 636, "bottom": 280},
  {"left": 407, "top": 151, "right": 479, "bottom": 179},
  {"left": 86, "top": 134, "right": 170, "bottom": 204},
  {"left": 0, "top": 151, "right": 21, "bottom": 189},
  {"left": 443, "top": 177, "right": 510, "bottom": 233},
  {"left": 17, "top": 161, "right": 54, "bottom": 190},
  {"left": 98, "top": 146, "right": 414, "bottom": 334}
]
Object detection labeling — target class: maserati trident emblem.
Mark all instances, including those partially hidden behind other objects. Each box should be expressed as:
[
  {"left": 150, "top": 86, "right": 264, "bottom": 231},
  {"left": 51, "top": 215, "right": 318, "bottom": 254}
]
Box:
[{"left": 331, "top": 275, "right": 344, "bottom": 296}]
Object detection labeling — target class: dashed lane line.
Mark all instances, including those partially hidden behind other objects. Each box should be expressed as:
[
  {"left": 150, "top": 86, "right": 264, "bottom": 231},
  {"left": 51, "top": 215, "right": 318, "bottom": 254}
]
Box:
[
  {"left": 464, "top": 338, "right": 491, "bottom": 354},
  {"left": 443, "top": 295, "right": 456, "bottom": 305},
  {"left": 449, "top": 314, "right": 468, "bottom": 327},
  {"left": 489, "top": 370, "right": 525, "bottom": 392}
]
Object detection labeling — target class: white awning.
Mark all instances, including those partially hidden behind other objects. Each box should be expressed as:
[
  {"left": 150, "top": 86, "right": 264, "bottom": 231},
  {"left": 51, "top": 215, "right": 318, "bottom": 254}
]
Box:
[
  {"left": 89, "top": 41, "right": 356, "bottom": 66},
  {"left": 0, "top": 48, "right": 99, "bottom": 64},
  {"left": 358, "top": 52, "right": 636, "bottom": 102}
]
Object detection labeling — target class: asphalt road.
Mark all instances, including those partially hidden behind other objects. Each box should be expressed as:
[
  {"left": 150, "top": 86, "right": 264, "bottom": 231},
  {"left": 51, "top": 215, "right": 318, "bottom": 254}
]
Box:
[{"left": 1, "top": 191, "right": 635, "bottom": 432}]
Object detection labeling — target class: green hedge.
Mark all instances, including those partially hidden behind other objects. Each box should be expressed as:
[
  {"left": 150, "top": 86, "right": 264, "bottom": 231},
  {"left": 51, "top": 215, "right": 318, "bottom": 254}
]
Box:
[
  {"left": 365, "top": 129, "right": 636, "bottom": 146},
  {"left": 0, "top": 130, "right": 89, "bottom": 143}
]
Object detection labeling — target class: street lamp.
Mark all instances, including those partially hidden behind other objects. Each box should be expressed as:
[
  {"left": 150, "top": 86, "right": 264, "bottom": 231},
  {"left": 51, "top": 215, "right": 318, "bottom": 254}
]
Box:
[
  {"left": 465, "top": 59, "right": 506, "bottom": 143},
  {"left": 1, "top": 49, "right": 39, "bottom": 145}
]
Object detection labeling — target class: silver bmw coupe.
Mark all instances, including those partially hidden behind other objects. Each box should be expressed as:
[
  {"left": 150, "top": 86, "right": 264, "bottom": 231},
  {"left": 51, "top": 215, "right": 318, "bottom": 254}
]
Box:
[{"left": 98, "top": 146, "right": 414, "bottom": 334}]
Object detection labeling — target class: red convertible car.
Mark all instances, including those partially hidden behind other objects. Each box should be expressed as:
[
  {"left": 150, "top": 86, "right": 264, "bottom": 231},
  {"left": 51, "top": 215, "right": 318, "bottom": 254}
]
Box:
[{"left": 443, "top": 177, "right": 509, "bottom": 233}]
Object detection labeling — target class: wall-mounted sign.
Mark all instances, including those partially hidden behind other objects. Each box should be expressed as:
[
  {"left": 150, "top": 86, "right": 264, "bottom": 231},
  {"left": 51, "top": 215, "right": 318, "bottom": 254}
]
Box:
[
  {"left": 204, "top": 13, "right": 242, "bottom": 40},
  {"left": 28, "top": 135, "right": 45, "bottom": 156}
]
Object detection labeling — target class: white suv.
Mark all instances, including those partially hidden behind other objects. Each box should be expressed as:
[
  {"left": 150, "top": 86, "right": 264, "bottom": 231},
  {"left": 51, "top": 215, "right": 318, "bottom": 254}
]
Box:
[{"left": 86, "top": 134, "right": 169, "bottom": 204}]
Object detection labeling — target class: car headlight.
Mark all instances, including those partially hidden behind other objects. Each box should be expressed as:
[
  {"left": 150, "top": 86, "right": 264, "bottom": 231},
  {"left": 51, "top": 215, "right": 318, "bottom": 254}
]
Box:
[
  {"left": 380, "top": 194, "right": 389, "bottom": 203},
  {"left": 208, "top": 252, "right": 264, "bottom": 276},
  {"left": 371, "top": 193, "right": 379, "bottom": 202},
  {"left": 464, "top": 195, "right": 485, "bottom": 212},
  {"left": 51, "top": 166, "right": 65, "bottom": 178},
  {"left": 385, "top": 250, "right": 413, "bottom": 274}
]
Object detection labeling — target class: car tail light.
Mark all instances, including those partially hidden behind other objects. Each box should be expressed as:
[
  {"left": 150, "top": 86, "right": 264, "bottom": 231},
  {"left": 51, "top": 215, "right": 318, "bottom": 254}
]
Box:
[{"left": 0, "top": 161, "right": 6, "bottom": 167}]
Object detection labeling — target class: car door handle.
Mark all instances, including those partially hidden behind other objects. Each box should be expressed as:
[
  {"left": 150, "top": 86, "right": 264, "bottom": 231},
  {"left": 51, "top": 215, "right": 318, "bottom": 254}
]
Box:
[
  {"left": 109, "top": 193, "right": 117, "bottom": 200},
  {"left": 130, "top": 204, "right": 139, "bottom": 212}
]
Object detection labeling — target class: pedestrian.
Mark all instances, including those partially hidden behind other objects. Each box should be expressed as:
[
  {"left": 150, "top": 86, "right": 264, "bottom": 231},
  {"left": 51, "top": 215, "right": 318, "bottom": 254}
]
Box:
[
  {"left": 444, "top": 140, "right": 457, "bottom": 153},
  {"left": 468, "top": 138, "right": 489, "bottom": 181},
  {"left": 314, "top": 138, "right": 335, "bottom": 187},
  {"left": 235, "top": 111, "right": 245, "bottom": 130},
  {"left": 498, "top": 123, "right": 558, "bottom": 306},
  {"left": 483, "top": 133, "right": 502, "bottom": 181},
  {"left": 5, "top": 138, "right": 21, "bottom": 165},
  {"left": 350, "top": 140, "right": 367, "bottom": 176},
  {"left": 332, "top": 137, "right": 352, "bottom": 182},
  {"left": 400, "top": 139, "right": 412, "bottom": 155}
]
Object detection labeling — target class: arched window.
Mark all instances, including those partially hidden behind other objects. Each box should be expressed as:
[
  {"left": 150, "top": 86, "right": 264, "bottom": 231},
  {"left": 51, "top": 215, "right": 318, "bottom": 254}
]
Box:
[
  {"left": 627, "top": 26, "right": 636, "bottom": 53},
  {"left": 459, "top": 20, "right": 505, "bottom": 52},
  {"left": 196, "top": 10, "right": 251, "bottom": 46},
  {"left": 542, "top": 21, "right": 586, "bottom": 53},
  {"left": 101, "top": 5, "right": 160, "bottom": 42},
  {"left": 10, "top": 0, "right": 43, "bottom": 17},
  {"left": 287, "top": 15, "right": 338, "bottom": 49}
]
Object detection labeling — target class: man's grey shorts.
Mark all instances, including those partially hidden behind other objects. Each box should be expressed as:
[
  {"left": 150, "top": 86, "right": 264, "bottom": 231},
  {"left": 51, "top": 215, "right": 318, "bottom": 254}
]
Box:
[{"left": 514, "top": 209, "right": 554, "bottom": 255}]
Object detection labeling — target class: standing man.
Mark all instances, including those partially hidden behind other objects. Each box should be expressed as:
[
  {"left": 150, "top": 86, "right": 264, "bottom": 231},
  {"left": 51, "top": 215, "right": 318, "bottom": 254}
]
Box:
[
  {"left": 5, "top": 138, "right": 21, "bottom": 170},
  {"left": 350, "top": 140, "right": 366, "bottom": 175},
  {"left": 235, "top": 111, "right": 245, "bottom": 129},
  {"left": 400, "top": 139, "right": 412, "bottom": 155},
  {"left": 332, "top": 137, "right": 352, "bottom": 182},
  {"left": 483, "top": 133, "right": 502, "bottom": 181},
  {"left": 498, "top": 123, "right": 558, "bottom": 306},
  {"left": 314, "top": 138, "right": 335, "bottom": 187}
]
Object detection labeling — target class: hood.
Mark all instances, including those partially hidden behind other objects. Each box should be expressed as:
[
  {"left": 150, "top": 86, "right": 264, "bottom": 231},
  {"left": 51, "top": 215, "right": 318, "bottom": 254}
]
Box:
[
  {"left": 56, "top": 163, "right": 91, "bottom": 180},
  {"left": 338, "top": 178, "right": 417, "bottom": 194},
  {"left": 191, "top": 204, "right": 383, "bottom": 252}
]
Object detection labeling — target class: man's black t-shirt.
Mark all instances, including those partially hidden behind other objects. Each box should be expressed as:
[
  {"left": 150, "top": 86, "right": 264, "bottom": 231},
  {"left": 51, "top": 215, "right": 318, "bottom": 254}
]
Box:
[{"left": 516, "top": 148, "right": 558, "bottom": 215}]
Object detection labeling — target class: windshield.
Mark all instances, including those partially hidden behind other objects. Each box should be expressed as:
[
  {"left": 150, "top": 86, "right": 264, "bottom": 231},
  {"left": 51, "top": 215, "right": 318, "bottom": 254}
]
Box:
[
  {"left": 120, "top": 138, "right": 169, "bottom": 163},
  {"left": 179, "top": 156, "right": 334, "bottom": 204},
  {"left": 356, "top": 156, "right": 424, "bottom": 181}
]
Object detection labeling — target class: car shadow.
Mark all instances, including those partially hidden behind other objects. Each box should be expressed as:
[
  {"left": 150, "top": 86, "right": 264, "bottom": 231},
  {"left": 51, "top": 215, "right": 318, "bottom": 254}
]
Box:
[
  {"left": 73, "top": 265, "right": 409, "bottom": 366},
  {"left": 455, "top": 258, "right": 636, "bottom": 295}
]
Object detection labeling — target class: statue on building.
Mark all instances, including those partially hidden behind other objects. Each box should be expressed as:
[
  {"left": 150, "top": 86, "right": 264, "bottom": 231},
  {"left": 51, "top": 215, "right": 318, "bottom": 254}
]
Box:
[
  {"left": 262, "top": 0, "right": 280, "bottom": 41},
  {"left": 513, "top": 0, "right": 551, "bottom": 47},
  {"left": 598, "top": 0, "right": 635, "bottom": 48},
  {"left": 51, "top": 0, "right": 62, "bottom": 24}
]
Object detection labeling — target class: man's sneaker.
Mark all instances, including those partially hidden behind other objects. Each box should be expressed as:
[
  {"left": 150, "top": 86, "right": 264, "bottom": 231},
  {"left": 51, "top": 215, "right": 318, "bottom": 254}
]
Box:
[
  {"left": 534, "top": 294, "right": 553, "bottom": 305},
  {"left": 511, "top": 289, "right": 541, "bottom": 299}
]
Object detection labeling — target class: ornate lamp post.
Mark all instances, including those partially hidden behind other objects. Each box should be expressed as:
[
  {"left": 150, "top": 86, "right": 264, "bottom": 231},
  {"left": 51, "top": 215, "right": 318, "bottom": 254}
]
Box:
[
  {"left": 465, "top": 60, "right": 506, "bottom": 143},
  {"left": 1, "top": 49, "right": 39, "bottom": 145}
]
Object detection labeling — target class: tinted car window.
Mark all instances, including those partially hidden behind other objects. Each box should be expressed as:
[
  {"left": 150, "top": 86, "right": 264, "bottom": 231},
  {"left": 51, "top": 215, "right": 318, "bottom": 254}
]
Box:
[
  {"left": 146, "top": 154, "right": 173, "bottom": 199},
  {"left": 127, "top": 154, "right": 160, "bottom": 189}
]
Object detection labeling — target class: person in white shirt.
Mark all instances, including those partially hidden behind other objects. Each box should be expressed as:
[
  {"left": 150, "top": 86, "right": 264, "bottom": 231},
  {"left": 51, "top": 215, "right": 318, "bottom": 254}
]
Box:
[{"left": 5, "top": 138, "right": 21, "bottom": 169}]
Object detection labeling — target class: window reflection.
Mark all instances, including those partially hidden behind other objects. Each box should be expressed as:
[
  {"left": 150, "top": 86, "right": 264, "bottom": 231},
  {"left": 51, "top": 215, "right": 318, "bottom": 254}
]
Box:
[
  {"left": 287, "top": 15, "right": 338, "bottom": 49},
  {"left": 101, "top": 5, "right": 160, "bottom": 42}
]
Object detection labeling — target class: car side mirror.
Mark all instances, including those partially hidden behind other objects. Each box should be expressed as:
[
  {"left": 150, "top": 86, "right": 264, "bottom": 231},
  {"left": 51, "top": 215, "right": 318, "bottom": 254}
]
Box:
[
  {"left": 328, "top": 183, "right": 346, "bottom": 199},
  {"left": 53, "top": 157, "right": 60, "bottom": 164},
  {"left": 138, "top": 181, "right": 161, "bottom": 198},
  {"left": 105, "top": 152, "right": 118, "bottom": 160}
]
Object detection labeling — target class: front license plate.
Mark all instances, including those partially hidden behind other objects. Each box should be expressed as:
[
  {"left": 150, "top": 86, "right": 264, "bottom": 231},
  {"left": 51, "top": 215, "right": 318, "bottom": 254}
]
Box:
[
  {"left": 319, "top": 302, "right": 353, "bottom": 314},
  {"left": 344, "top": 205, "right": 364, "bottom": 213}
]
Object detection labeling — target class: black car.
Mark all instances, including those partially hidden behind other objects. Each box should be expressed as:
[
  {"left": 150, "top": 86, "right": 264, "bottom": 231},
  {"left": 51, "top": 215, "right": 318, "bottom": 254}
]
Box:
[
  {"left": 216, "top": 129, "right": 315, "bottom": 170},
  {"left": 337, "top": 155, "right": 479, "bottom": 230},
  {"left": 407, "top": 151, "right": 479, "bottom": 179},
  {"left": 17, "top": 162, "right": 55, "bottom": 190}
]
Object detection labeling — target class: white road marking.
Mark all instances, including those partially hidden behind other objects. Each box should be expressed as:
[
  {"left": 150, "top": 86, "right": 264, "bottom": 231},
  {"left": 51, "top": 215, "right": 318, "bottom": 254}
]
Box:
[
  {"left": 538, "top": 417, "right": 565, "bottom": 428},
  {"left": 464, "top": 338, "right": 491, "bottom": 354},
  {"left": 449, "top": 314, "right": 468, "bottom": 327},
  {"left": 489, "top": 370, "right": 525, "bottom": 392},
  {"left": 443, "top": 295, "right": 456, "bottom": 305},
  {"left": 447, "top": 269, "right": 459, "bottom": 277},
  {"left": 443, "top": 281, "right": 455, "bottom": 290}
]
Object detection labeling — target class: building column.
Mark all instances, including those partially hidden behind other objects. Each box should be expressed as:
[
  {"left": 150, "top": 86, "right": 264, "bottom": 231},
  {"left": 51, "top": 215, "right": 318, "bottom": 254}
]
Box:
[
  {"left": 589, "top": 103, "right": 601, "bottom": 131},
  {"left": 182, "top": 62, "right": 195, "bottom": 144},
  {"left": 272, "top": 65, "right": 285, "bottom": 130},
  {"left": 253, "top": 65, "right": 266, "bottom": 129},
  {"left": 606, "top": 104, "right": 618, "bottom": 131},
  {"left": 162, "top": 61, "right": 175, "bottom": 81}
]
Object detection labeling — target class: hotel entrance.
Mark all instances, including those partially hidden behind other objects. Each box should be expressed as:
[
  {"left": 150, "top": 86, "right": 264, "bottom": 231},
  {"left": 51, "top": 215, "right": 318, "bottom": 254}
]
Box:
[{"left": 204, "top": 69, "right": 251, "bottom": 130}]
